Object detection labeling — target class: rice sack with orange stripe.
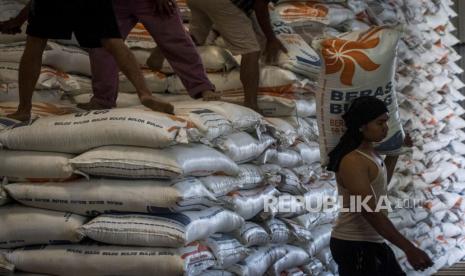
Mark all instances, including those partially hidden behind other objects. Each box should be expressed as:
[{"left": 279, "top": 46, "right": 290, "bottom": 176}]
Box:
[
  {"left": 316, "top": 26, "right": 404, "bottom": 165},
  {"left": 274, "top": 1, "right": 355, "bottom": 28}
]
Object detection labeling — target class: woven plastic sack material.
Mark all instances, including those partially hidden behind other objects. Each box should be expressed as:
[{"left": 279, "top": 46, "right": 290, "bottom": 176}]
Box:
[
  {"left": 258, "top": 148, "right": 303, "bottom": 168},
  {"left": 270, "top": 9, "right": 321, "bottom": 79},
  {"left": 70, "top": 144, "right": 239, "bottom": 179},
  {"left": 0, "top": 83, "right": 64, "bottom": 103},
  {"left": 74, "top": 93, "right": 141, "bottom": 108},
  {"left": 0, "top": 205, "right": 86, "bottom": 249},
  {"left": 264, "top": 117, "right": 299, "bottom": 147},
  {"left": 0, "top": 43, "right": 25, "bottom": 63},
  {"left": 306, "top": 223, "right": 332, "bottom": 256},
  {"left": 0, "top": 62, "right": 79, "bottom": 91},
  {"left": 200, "top": 164, "right": 269, "bottom": 196},
  {"left": 79, "top": 207, "right": 243, "bottom": 247},
  {"left": 168, "top": 71, "right": 242, "bottom": 95},
  {"left": 316, "top": 26, "right": 403, "bottom": 165},
  {"left": 5, "top": 178, "right": 218, "bottom": 216},
  {"left": 233, "top": 222, "right": 269, "bottom": 247},
  {"left": 173, "top": 105, "right": 233, "bottom": 142},
  {"left": 281, "top": 267, "right": 305, "bottom": 276},
  {"left": 42, "top": 42, "right": 90, "bottom": 76},
  {"left": 0, "top": 109, "right": 188, "bottom": 153},
  {"left": 302, "top": 258, "right": 325, "bottom": 275},
  {"left": 274, "top": 2, "right": 355, "bottom": 28},
  {"left": 278, "top": 168, "right": 309, "bottom": 195},
  {"left": 204, "top": 234, "right": 249, "bottom": 269},
  {"left": 159, "top": 46, "right": 238, "bottom": 74},
  {"left": 0, "top": 150, "right": 75, "bottom": 182},
  {"left": 215, "top": 132, "right": 275, "bottom": 164},
  {"left": 281, "top": 218, "right": 313, "bottom": 242},
  {"left": 228, "top": 245, "right": 287, "bottom": 276},
  {"left": 292, "top": 141, "right": 320, "bottom": 164},
  {"left": 283, "top": 116, "right": 319, "bottom": 143},
  {"left": 0, "top": 182, "right": 9, "bottom": 206},
  {"left": 172, "top": 101, "right": 262, "bottom": 131},
  {"left": 202, "top": 270, "right": 235, "bottom": 276},
  {"left": 264, "top": 218, "right": 290, "bottom": 244},
  {"left": 4, "top": 242, "right": 215, "bottom": 276},
  {"left": 257, "top": 96, "right": 316, "bottom": 118},
  {"left": 118, "top": 69, "right": 168, "bottom": 93},
  {"left": 222, "top": 186, "right": 280, "bottom": 220},
  {"left": 268, "top": 245, "right": 310, "bottom": 276}
]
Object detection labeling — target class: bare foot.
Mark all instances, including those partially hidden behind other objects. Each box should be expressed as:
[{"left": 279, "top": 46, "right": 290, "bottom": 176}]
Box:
[
  {"left": 140, "top": 95, "right": 174, "bottom": 114},
  {"left": 76, "top": 101, "right": 110, "bottom": 111},
  {"left": 6, "top": 111, "right": 31, "bottom": 122},
  {"left": 202, "top": 90, "right": 222, "bottom": 101}
]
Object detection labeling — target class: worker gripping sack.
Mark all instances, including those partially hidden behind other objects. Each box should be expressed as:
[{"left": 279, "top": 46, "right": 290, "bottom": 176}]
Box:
[{"left": 316, "top": 26, "right": 404, "bottom": 165}]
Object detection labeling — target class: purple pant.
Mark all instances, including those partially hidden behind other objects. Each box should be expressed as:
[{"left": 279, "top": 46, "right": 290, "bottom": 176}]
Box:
[{"left": 89, "top": 0, "right": 214, "bottom": 107}]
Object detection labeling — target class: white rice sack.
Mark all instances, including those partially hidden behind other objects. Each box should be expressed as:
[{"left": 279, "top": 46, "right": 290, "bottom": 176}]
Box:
[
  {"left": 215, "top": 132, "right": 274, "bottom": 164},
  {"left": 228, "top": 245, "right": 287, "bottom": 276},
  {"left": 270, "top": 9, "right": 321, "bottom": 79},
  {"left": 74, "top": 93, "right": 140, "bottom": 108},
  {"left": 268, "top": 245, "right": 310, "bottom": 276},
  {"left": 301, "top": 258, "right": 325, "bottom": 275},
  {"left": 0, "top": 108, "right": 188, "bottom": 153},
  {"left": 202, "top": 270, "right": 235, "bottom": 276},
  {"left": 200, "top": 164, "right": 270, "bottom": 196},
  {"left": 221, "top": 186, "right": 280, "bottom": 220},
  {"left": 173, "top": 104, "right": 233, "bottom": 142},
  {"left": 292, "top": 141, "right": 320, "bottom": 164},
  {"left": 263, "top": 218, "right": 290, "bottom": 244},
  {"left": 424, "top": 198, "right": 449, "bottom": 214},
  {"left": 0, "top": 205, "right": 86, "bottom": 248},
  {"left": 79, "top": 207, "right": 244, "bottom": 247},
  {"left": 446, "top": 247, "right": 465, "bottom": 267},
  {"left": 0, "top": 62, "right": 79, "bottom": 91},
  {"left": 4, "top": 242, "right": 215, "bottom": 276},
  {"left": 5, "top": 178, "right": 218, "bottom": 215},
  {"left": 316, "top": 247, "right": 333, "bottom": 265},
  {"left": 306, "top": 223, "right": 332, "bottom": 256},
  {"left": 119, "top": 69, "right": 168, "bottom": 93},
  {"left": 0, "top": 83, "right": 64, "bottom": 103},
  {"left": 232, "top": 222, "right": 269, "bottom": 247},
  {"left": 204, "top": 234, "right": 248, "bottom": 269},
  {"left": 70, "top": 144, "right": 239, "bottom": 179},
  {"left": 258, "top": 148, "right": 303, "bottom": 168},
  {"left": 160, "top": 46, "right": 237, "bottom": 74},
  {"left": 0, "top": 150, "right": 75, "bottom": 182},
  {"left": 281, "top": 218, "right": 313, "bottom": 242},
  {"left": 42, "top": 42, "right": 90, "bottom": 76},
  {"left": 438, "top": 192, "right": 463, "bottom": 209},
  {"left": 264, "top": 117, "right": 299, "bottom": 146},
  {"left": 316, "top": 26, "right": 403, "bottom": 165},
  {"left": 278, "top": 168, "right": 309, "bottom": 195},
  {"left": 0, "top": 43, "right": 25, "bottom": 63},
  {"left": 172, "top": 101, "right": 262, "bottom": 131},
  {"left": 282, "top": 116, "right": 319, "bottom": 143},
  {"left": 257, "top": 96, "right": 316, "bottom": 118},
  {"left": 274, "top": 2, "right": 355, "bottom": 28}
]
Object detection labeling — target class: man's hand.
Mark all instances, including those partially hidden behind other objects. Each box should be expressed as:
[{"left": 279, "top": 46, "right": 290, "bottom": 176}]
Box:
[
  {"left": 264, "top": 37, "right": 287, "bottom": 64},
  {"left": 154, "top": 0, "right": 176, "bottom": 16},
  {"left": 0, "top": 17, "right": 24, "bottom": 34},
  {"left": 405, "top": 246, "right": 434, "bottom": 271}
]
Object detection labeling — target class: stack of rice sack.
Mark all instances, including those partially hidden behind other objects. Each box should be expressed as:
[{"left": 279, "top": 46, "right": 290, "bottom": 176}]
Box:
[
  {"left": 276, "top": 0, "right": 465, "bottom": 275},
  {"left": 0, "top": 101, "right": 331, "bottom": 275},
  {"left": 362, "top": 1, "right": 465, "bottom": 275}
]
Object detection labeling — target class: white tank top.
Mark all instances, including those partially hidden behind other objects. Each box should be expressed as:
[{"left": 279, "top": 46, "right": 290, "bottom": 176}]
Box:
[{"left": 332, "top": 150, "right": 388, "bottom": 243}]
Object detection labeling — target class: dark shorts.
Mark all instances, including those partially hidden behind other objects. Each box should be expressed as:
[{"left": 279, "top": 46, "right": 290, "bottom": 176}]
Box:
[
  {"left": 26, "top": 0, "right": 121, "bottom": 48},
  {"left": 330, "top": 238, "right": 406, "bottom": 276}
]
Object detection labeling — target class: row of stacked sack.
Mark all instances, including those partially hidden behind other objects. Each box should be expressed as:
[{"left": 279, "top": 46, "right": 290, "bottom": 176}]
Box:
[
  {"left": 0, "top": 1, "right": 335, "bottom": 275},
  {"left": 1, "top": 0, "right": 465, "bottom": 276}
]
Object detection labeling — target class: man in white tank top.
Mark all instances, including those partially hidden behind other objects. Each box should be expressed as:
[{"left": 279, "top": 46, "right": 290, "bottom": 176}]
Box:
[{"left": 327, "top": 96, "right": 433, "bottom": 275}]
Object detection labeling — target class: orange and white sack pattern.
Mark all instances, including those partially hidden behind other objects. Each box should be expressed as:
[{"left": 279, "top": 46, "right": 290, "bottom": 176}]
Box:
[{"left": 316, "top": 26, "right": 404, "bottom": 165}]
